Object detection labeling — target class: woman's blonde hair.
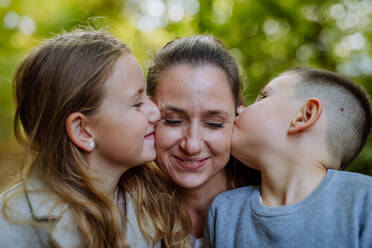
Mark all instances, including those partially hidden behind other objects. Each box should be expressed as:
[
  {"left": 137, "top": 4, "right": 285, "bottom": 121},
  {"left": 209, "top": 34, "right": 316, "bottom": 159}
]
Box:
[{"left": 5, "top": 28, "right": 189, "bottom": 247}]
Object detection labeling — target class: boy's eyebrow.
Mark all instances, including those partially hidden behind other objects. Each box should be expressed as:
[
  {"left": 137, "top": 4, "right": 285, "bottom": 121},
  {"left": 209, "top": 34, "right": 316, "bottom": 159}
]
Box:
[{"left": 259, "top": 85, "right": 271, "bottom": 93}]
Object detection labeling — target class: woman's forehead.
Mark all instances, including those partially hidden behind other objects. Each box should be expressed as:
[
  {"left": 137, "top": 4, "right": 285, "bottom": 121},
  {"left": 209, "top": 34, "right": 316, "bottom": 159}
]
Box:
[
  {"left": 158, "top": 102, "right": 233, "bottom": 118},
  {"left": 155, "top": 64, "right": 234, "bottom": 101}
]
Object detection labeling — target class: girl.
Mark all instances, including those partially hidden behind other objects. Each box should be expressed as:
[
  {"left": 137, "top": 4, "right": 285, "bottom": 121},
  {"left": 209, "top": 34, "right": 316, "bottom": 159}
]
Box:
[{"left": 0, "top": 29, "right": 186, "bottom": 248}]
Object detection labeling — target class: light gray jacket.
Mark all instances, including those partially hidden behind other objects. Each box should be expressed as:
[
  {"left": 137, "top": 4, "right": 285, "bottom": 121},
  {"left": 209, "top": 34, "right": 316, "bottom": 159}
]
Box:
[{"left": 0, "top": 177, "right": 160, "bottom": 248}]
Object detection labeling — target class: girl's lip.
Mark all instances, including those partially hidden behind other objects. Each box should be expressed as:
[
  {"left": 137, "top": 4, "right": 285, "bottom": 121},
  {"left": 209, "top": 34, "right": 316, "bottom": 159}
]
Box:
[
  {"left": 144, "top": 132, "right": 155, "bottom": 140},
  {"left": 173, "top": 155, "right": 209, "bottom": 170}
]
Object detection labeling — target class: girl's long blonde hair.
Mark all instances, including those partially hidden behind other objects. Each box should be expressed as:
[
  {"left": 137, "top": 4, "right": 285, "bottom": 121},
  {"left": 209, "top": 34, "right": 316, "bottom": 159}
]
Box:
[{"left": 5, "top": 29, "right": 190, "bottom": 248}]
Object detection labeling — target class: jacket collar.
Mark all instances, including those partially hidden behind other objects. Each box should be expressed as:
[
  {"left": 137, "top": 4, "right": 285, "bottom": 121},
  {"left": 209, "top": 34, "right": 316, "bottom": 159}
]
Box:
[{"left": 25, "top": 176, "right": 82, "bottom": 248}]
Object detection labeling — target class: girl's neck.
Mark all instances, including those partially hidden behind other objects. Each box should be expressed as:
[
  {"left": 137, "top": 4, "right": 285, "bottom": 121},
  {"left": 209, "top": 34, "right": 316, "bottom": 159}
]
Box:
[
  {"left": 181, "top": 170, "right": 227, "bottom": 238},
  {"left": 88, "top": 155, "right": 129, "bottom": 200}
]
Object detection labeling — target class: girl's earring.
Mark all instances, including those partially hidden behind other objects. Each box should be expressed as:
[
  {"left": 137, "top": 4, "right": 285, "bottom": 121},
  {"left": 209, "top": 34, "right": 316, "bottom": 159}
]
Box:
[{"left": 89, "top": 140, "right": 95, "bottom": 149}]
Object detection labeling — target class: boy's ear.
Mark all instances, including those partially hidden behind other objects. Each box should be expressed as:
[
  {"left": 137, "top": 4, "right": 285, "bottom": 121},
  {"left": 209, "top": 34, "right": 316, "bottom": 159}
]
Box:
[
  {"left": 66, "top": 112, "right": 95, "bottom": 152},
  {"left": 288, "top": 98, "right": 323, "bottom": 135}
]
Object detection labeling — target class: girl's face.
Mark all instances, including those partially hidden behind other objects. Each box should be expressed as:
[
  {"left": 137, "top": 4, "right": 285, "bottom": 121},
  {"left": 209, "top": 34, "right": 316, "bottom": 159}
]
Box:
[
  {"left": 153, "top": 64, "right": 235, "bottom": 190},
  {"left": 89, "top": 54, "right": 160, "bottom": 168}
]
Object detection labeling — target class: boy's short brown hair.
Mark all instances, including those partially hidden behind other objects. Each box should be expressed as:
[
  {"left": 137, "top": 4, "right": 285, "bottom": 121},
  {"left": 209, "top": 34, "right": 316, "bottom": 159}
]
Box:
[{"left": 284, "top": 67, "right": 371, "bottom": 170}]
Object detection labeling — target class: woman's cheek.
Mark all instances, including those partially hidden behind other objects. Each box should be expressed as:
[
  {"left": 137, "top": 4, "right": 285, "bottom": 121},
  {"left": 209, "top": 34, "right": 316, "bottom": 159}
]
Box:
[
  {"left": 155, "top": 125, "right": 182, "bottom": 150},
  {"left": 205, "top": 126, "right": 233, "bottom": 155}
]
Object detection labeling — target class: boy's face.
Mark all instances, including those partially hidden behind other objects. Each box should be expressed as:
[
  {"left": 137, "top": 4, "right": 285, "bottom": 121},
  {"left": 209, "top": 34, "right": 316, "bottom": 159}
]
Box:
[{"left": 231, "top": 73, "right": 300, "bottom": 167}]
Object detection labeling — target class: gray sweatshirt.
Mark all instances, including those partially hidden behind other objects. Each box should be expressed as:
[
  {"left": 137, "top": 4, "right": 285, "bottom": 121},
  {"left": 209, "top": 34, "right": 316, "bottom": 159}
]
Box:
[{"left": 206, "top": 169, "right": 372, "bottom": 248}]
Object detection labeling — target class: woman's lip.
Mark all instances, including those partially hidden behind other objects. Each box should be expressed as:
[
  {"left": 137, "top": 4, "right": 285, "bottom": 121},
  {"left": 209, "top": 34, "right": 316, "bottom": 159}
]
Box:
[{"left": 173, "top": 155, "right": 209, "bottom": 170}]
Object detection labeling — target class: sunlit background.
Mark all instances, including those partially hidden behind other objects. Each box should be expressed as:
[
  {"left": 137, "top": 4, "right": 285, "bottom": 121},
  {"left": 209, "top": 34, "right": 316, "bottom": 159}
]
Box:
[{"left": 1, "top": 0, "right": 372, "bottom": 190}]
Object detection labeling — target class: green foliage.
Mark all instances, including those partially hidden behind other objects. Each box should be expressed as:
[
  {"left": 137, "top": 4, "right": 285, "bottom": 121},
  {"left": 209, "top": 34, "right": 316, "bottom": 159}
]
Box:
[{"left": 0, "top": 0, "right": 371, "bottom": 173}]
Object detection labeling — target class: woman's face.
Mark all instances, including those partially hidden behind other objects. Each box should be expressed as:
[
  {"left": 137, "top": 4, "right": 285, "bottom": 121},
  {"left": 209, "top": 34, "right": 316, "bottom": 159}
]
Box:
[
  {"left": 90, "top": 54, "right": 160, "bottom": 168},
  {"left": 153, "top": 63, "right": 235, "bottom": 190}
]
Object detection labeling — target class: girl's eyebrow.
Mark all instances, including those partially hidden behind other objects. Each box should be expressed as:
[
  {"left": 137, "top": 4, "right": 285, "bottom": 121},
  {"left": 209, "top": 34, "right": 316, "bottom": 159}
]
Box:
[{"left": 129, "top": 87, "right": 145, "bottom": 101}]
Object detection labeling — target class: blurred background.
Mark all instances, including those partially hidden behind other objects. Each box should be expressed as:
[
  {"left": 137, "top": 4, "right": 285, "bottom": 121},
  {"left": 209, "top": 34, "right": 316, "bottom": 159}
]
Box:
[{"left": 1, "top": 0, "right": 372, "bottom": 191}]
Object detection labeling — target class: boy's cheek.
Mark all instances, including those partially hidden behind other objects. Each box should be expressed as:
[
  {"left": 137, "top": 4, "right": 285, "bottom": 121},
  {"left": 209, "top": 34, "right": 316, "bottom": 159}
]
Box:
[
  {"left": 231, "top": 125, "right": 248, "bottom": 161},
  {"left": 232, "top": 116, "right": 249, "bottom": 146}
]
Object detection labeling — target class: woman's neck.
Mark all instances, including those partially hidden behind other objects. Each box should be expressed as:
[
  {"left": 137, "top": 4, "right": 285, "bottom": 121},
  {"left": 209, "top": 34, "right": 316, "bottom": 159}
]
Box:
[{"left": 181, "top": 170, "right": 227, "bottom": 238}]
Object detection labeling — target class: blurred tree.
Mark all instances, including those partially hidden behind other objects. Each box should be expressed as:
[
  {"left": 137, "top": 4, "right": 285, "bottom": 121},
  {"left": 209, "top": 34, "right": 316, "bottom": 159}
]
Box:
[{"left": 0, "top": 0, "right": 371, "bottom": 188}]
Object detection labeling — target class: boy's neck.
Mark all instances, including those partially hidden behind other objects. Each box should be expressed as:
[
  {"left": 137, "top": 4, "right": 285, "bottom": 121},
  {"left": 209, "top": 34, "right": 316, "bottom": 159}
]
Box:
[{"left": 259, "top": 158, "right": 328, "bottom": 207}]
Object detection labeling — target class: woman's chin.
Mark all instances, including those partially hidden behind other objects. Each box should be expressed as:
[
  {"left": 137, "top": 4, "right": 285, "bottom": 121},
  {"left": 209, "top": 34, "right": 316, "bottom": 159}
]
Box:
[{"left": 173, "top": 176, "right": 208, "bottom": 190}]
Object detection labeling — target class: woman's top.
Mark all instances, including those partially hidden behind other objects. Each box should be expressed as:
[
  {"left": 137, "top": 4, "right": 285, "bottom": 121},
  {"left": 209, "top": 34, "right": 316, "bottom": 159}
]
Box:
[{"left": 189, "top": 235, "right": 206, "bottom": 248}]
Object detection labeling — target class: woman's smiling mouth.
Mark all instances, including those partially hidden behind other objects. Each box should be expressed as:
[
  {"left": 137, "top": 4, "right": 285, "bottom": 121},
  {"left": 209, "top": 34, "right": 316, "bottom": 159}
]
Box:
[{"left": 172, "top": 155, "right": 209, "bottom": 170}]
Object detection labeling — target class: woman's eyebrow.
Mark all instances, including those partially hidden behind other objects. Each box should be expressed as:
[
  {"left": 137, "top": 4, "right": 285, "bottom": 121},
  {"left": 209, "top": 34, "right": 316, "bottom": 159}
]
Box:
[
  {"left": 161, "top": 105, "right": 185, "bottom": 114},
  {"left": 204, "top": 110, "right": 229, "bottom": 118}
]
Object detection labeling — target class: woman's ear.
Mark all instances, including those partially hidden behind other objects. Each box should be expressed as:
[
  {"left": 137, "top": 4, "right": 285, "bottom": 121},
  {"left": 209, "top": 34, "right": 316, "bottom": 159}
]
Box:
[
  {"left": 288, "top": 98, "right": 323, "bottom": 135},
  {"left": 66, "top": 112, "right": 95, "bottom": 152}
]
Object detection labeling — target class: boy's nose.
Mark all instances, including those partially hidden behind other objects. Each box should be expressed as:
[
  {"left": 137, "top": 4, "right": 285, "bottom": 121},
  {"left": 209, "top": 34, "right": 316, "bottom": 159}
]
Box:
[{"left": 236, "top": 105, "right": 246, "bottom": 115}]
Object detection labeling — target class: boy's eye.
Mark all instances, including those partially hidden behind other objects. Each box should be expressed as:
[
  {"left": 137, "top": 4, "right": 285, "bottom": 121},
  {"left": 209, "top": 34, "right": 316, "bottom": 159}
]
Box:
[
  {"left": 133, "top": 101, "right": 143, "bottom": 108},
  {"left": 205, "top": 122, "right": 224, "bottom": 129},
  {"left": 256, "top": 92, "right": 267, "bottom": 102},
  {"left": 164, "top": 118, "right": 183, "bottom": 126}
]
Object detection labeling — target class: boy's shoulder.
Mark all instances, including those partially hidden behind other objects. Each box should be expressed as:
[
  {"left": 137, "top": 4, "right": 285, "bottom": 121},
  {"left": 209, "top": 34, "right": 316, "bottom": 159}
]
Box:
[
  {"left": 327, "top": 170, "right": 372, "bottom": 204},
  {"left": 211, "top": 185, "right": 257, "bottom": 209},
  {"left": 330, "top": 169, "right": 372, "bottom": 187}
]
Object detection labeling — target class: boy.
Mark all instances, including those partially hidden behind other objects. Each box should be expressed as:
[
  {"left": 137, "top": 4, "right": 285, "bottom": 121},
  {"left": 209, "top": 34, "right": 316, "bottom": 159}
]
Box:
[{"left": 206, "top": 67, "right": 372, "bottom": 248}]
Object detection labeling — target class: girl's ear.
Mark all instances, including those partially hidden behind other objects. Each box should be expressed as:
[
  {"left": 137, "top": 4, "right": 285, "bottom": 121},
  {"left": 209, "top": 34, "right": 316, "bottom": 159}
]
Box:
[
  {"left": 66, "top": 112, "right": 95, "bottom": 152},
  {"left": 288, "top": 98, "right": 323, "bottom": 135}
]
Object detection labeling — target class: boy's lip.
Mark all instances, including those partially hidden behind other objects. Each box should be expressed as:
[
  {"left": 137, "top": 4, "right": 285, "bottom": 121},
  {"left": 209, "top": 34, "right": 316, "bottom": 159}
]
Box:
[{"left": 172, "top": 155, "right": 209, "bottom": 170}]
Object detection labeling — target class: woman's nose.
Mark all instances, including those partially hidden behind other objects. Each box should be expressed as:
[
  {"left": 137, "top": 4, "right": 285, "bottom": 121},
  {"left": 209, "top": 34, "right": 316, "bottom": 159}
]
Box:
[{"left": 180, "top": 124, "right": 203, "bottom": 155}]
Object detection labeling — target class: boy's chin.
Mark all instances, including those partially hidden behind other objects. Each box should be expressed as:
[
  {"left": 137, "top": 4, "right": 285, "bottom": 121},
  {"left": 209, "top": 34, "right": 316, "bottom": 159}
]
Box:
[
  {"left": 231, "top": 147, "right": 257, "bottom": 169},
  {"left": 231, "top": 148, "right": 245, "bottom": 163}
]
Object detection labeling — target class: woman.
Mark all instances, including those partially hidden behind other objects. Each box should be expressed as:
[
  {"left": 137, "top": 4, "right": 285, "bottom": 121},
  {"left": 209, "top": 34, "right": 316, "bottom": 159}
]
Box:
[
  {"left": 147, "top": 35, "right": 260, "bottom": 246},
  {"left": 0, "top": 29, "right": 185, "bottom": 248}
]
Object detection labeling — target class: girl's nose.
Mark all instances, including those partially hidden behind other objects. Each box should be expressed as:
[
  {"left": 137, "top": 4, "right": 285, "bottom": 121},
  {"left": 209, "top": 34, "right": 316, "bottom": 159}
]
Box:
[{"left": 147, "top": 97, "right": 161, "bottom": 123}]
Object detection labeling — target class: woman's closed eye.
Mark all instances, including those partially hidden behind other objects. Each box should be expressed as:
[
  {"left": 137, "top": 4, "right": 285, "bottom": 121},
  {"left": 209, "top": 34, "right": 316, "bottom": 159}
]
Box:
[
  {"left": 205, "top": 121, "right": 224, "bottom": 129},
  {"left": 164, "top": 118, "right": 183, "bottom": 125}
]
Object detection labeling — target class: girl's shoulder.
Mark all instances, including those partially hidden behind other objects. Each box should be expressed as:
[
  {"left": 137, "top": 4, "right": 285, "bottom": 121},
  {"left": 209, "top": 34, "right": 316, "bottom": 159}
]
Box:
[{"left": 0, "top": 178, "right": 82, "bottom": 248}]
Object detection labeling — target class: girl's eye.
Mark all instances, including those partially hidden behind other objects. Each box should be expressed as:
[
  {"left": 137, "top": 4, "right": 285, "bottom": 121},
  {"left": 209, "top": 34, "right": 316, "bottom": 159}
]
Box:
[
  {"left": 206, "top": 122, "right": 224, "bottom": 129},
  {"left": 133, "top": 101, "right": 143, "bottom": 108},
  {"left": 164, "top": 118, "right": 183, "bottom": 125}
]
